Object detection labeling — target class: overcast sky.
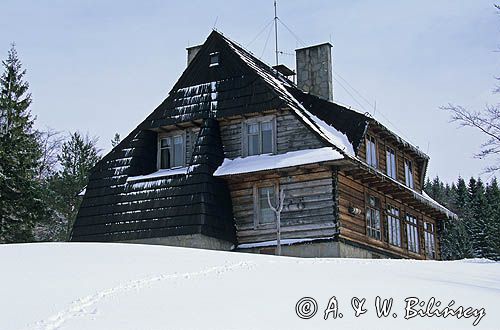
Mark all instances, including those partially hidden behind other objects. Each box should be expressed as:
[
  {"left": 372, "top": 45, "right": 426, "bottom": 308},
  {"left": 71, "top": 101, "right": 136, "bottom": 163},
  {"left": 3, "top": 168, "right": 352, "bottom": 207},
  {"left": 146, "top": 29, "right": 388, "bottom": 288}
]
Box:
[{"left": 1, "top": 0, "right": 498, "bottom": 183}]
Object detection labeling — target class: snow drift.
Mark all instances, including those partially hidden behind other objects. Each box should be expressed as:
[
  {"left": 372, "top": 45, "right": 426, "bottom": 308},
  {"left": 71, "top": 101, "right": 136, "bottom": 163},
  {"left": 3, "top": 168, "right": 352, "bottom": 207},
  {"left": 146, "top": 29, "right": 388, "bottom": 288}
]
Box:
[{"left": 0, "top": 243, "right": 498, "bottom": 330}]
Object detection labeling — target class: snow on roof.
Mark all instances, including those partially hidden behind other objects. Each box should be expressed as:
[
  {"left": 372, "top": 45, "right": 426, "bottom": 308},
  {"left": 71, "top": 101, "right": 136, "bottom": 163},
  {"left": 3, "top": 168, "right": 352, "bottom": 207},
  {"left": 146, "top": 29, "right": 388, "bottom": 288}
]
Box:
[
  {"left": 213, "top": 147, "right": 343, "bottom": 177},
  {"left": 302, "top": 109, "right": 355, "bottom": 156},
  {"left": 420, "top": 191, "right": 457, "bottom": 219},
  {"left": 222, "top": 36, "right": 356, "bottom": 157},
  {"left": 127, "top": 166, "right": 195, "bottom": 183}
]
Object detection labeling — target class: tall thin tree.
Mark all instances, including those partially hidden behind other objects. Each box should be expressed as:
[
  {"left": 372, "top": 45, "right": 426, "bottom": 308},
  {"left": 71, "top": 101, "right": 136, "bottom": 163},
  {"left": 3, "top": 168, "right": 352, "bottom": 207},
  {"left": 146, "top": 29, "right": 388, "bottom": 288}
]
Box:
[{"left": 0, "top": 44, "right": 44, "bottom": 243}]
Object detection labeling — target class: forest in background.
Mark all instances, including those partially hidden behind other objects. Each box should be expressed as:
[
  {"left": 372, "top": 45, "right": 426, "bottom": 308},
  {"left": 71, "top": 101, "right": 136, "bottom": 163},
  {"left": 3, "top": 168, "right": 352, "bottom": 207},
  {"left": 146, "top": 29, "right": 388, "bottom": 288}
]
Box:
[{"left": 424, "top": 177, "right": 500, "bottom": 260}]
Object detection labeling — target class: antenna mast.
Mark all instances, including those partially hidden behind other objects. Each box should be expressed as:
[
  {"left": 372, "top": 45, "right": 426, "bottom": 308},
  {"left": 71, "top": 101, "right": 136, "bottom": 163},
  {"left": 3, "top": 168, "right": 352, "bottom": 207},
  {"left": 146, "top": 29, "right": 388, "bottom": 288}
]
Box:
[{"left": 274, "top": 0, "right": 279, "bottom": 66}]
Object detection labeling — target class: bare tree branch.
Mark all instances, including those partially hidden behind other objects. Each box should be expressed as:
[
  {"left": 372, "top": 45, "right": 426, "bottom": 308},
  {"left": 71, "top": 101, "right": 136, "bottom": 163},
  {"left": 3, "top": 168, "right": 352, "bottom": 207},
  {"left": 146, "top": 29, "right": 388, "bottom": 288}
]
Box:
[
  {"left": 36, "top": 127, "right": 64, "bottom": 180},
  {"left": 441, "top": 102, "right": 500, "bottom": 173}
]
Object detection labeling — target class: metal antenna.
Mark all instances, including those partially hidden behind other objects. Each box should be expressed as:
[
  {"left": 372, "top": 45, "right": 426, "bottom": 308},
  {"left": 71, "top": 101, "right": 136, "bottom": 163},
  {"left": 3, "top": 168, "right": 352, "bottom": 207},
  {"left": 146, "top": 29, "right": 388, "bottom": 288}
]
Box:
[{"left": 274, "top": 0, "right": 279, "bottom": 66}]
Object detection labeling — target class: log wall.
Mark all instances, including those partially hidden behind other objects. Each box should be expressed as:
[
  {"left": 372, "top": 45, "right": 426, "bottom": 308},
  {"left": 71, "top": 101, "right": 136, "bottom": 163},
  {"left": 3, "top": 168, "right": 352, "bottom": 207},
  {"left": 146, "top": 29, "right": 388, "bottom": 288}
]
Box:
[
  {"left": 226, "top": 166, "right": 337, "bottom": 244},
  {"left": 357, "top": 126, "right": 424, "bottom": 192},
  {"left": 337, "top": 171, "right": 440, "bottom": 259}
]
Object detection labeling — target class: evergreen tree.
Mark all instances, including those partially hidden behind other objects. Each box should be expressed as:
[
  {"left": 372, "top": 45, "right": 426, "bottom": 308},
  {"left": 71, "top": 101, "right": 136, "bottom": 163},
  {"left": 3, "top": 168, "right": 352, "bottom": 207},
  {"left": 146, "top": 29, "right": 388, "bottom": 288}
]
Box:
[
  {"left": 49, "top": 132, "right": 101, "bottom": 239},
  {"left": 467, "top": 178, "right": 490, "bottom": 258},
  {"left": 485, "top": 179, "right": 500, "bottom": 260},
  {"left": 0, "top": 44, "right": 45, "bottom": 243},
  {"left": 426, "top": 177, "right": 474, "bottom": 260},
  {"left": 440, "top": 217, "right": 473, "bottom": 260}
]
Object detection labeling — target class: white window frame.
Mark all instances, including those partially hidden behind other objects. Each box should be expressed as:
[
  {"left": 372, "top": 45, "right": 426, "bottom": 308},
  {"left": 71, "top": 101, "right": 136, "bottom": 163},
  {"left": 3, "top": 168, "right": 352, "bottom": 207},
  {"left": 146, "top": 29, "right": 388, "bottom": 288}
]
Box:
[
  {"left": 386, "top": 147, "right": 397, "bottom": 179},
  {"left": 404, "top": 158, "right": 414, "bottom": 189},
  {"left": 424, "top": 222, "right": 436, "bottom": 259},
  {"left": 386, "top": 205, "right": 402, "bottom": 247},
  {"left": 366, "top": 135, "right": 377, "bottom": 168},
  {"left": 406, "top": 214, "right": 420, "bottom": 254},
  {"left": 242, "top": 115, "right": 277, "bottom": 157},
  {"left": 157, "top": 131, "right": 186, "bottom": 170},
  {"left": 253, "top": 181, "right": 279, "bottom": 228}
]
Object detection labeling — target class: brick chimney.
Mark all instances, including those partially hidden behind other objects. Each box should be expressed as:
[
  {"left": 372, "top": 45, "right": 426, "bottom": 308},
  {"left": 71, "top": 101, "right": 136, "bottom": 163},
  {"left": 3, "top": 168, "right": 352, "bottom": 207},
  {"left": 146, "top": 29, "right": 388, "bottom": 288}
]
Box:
[
  {"left": 295, "top": 42, "right": 333, "bottom": 101},
  {"left": 186, "top": 44, "right": 203, "bottom": 65}
]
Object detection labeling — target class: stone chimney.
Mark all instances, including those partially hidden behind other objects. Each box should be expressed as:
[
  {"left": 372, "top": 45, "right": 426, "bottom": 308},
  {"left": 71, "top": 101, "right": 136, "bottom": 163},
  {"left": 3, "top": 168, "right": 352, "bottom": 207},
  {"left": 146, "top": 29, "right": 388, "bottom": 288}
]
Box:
[
  {"left": 186, "top": 44, "right": 203, "bottom": 66},
  {"left": 295, "top": 42, "right": 333, "bottom": 101}
]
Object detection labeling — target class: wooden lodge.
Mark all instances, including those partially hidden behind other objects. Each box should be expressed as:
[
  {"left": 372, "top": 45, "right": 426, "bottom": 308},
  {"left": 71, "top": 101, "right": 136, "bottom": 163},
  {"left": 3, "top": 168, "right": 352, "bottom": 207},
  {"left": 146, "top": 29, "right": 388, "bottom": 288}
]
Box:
[{"left": 71, "top": 30, "right": 455, "bottom": 259}]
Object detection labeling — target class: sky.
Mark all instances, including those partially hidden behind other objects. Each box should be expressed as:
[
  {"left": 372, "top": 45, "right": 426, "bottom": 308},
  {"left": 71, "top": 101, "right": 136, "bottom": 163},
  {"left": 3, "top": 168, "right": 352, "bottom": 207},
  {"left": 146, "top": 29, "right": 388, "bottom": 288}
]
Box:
[{"left": 1, "top": 0, "right": 498, "bottom": 183}]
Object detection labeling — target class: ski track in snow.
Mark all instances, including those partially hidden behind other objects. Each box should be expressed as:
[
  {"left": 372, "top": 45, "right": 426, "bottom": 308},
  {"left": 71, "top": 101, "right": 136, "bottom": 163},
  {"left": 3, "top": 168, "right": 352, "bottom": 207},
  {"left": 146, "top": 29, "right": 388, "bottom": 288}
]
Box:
[{"left": 28, "top": 261, "right": 255, "bottom": 330}]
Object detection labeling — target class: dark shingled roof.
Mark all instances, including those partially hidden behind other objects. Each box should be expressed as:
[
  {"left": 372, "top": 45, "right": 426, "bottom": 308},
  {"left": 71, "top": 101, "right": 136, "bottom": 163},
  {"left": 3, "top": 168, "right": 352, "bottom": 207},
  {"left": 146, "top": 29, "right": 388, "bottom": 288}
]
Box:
[{"left": 71, "top": 30, "right": 435, "bottom": 243}]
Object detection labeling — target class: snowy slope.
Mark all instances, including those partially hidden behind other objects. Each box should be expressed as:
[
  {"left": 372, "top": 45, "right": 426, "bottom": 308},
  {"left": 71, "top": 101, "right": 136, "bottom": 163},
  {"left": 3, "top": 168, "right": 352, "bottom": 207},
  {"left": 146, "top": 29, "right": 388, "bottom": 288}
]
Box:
[{"left": 0, "top": 243, "right": 498, "bottom": 330}]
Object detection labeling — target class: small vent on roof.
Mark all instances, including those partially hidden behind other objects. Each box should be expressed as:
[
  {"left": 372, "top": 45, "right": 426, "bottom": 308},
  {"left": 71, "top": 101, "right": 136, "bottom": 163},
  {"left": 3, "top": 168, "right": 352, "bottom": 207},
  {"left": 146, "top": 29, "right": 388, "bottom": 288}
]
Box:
[{"left": 209, "top": 52, "right": 219, "bottom": 67}]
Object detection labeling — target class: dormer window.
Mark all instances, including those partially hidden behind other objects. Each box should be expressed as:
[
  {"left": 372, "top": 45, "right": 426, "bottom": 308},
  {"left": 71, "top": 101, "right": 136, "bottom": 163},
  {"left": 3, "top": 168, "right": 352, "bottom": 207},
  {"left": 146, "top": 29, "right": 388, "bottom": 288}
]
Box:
[
  {"left": 159, "top": 133, "right": 185, "bottom": 169},
  {"left": 209, "top": 52, "right": 219, "bottom": 67},
  {"left": 243, "top": 116, "right": 276, "bottom": 156}
]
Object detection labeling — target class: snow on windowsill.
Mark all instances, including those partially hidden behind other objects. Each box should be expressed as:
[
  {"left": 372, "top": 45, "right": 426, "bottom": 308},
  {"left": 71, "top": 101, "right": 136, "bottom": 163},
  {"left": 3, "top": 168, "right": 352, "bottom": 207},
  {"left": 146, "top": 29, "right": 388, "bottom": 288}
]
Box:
[
  {"left": 213, "top": 147, "right": 344, "bottom": 177},
  {"left": 127, "top": 166, "right": 193, "bottom": 182}
]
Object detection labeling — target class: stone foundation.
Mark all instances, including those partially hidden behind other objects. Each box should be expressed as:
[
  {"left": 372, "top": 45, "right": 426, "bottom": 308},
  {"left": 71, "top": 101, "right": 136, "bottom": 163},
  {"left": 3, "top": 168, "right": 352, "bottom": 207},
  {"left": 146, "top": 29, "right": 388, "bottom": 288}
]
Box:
[{"left": 121, "top": 234, "right": 234, "bottom": 251}]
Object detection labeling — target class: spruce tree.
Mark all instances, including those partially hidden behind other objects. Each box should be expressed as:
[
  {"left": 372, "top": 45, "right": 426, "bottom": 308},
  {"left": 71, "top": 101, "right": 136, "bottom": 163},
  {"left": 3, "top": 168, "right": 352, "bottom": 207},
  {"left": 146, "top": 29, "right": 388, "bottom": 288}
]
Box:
[
  {"left": 485, "top": 179, "right": 500, "bottom": 260},
  {"left": 467, "top": 178, "right": 490, "bottom": 258},
  {"left": 0, "top": 44, "right": 44, "bottom": 243},
  {"left": 443, "top": 177, "right": 473, "bottom": 259},
  {"left": 49, "top": 132, "right": 101, "bottom": 239}
]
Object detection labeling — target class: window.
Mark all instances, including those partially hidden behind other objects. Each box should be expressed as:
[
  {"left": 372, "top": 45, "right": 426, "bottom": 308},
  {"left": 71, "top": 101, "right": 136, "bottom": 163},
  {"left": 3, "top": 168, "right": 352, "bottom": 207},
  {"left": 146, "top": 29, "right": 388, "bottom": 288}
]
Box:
[
  {"left": 257, "top": 186, "right": 276, "bottom": 224},
  {"left": 244, "top": 118, "right": 275, "bottom": 156},
  {"left": 424, "top": 222, "right": 436, "bottom": 259},
  {"left": 159, "top": 134, "right": 185, "bottom": 169},
  {"left": 404, "top": 159, "right": 414, "bottom": 189},
  {"left": 386, "top": 147, "right": 396, "bottom": 179},
  {"left": 406, "top": 214, "right": 419, "bottom": 253},
  {"left": 366, "top": 195, "right": 381, "bottom": 240},
  {"left": 366, "top": 135, "right": 377, "bottom": 168},
  {"left": 386, "top": 205, "right": 401, "bottom": 247},
  {"left": 209, "top": 52, "right": 219, "bottom": 67}
]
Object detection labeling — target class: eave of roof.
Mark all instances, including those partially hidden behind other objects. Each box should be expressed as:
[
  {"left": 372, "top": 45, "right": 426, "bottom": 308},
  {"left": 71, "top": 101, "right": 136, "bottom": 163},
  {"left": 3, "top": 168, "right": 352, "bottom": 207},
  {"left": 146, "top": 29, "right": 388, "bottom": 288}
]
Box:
[{"left": 213, "top": 147, "right": 343, "bottom": 177}]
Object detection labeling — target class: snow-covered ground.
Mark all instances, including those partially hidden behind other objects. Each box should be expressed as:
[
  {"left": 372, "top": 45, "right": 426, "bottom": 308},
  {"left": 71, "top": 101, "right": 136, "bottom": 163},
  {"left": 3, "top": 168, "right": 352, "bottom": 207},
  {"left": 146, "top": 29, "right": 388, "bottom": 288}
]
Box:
[{"left": 1, "top": 243, "right": 498, "bottom": 330}]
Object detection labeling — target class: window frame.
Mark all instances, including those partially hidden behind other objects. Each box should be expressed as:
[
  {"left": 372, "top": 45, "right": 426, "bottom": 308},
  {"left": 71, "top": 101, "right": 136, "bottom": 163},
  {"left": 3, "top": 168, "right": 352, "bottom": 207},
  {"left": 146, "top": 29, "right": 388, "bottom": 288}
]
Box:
[
  {"left": 365, "top": 135, "right": 378, "bottom": 168},
  {"left": 157, "top": 131, "right": 186, "bottom": 170},
  {"left": 253, "top": 180, "right": 279, "bottom": 228},
  {"left": 385, "top": 205, "right": 402, "bottom": 247},
  {"left": 242, "top": 115, "right": 277, "bottom": 157},
  {"left": 424, "top": 222, "right": 436, "bottom": 259},
  {"left": 386, "top": 147, "right": 397, "bottom": 180},
  {"left": 405, "top": 213, "right": 420, "bottom": 254},
  {"left": 404, "top": 158, "right": 414, "bottom": 189},
  {"left": 366, "top": 194, "right": 381, "bottom": 240}
]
